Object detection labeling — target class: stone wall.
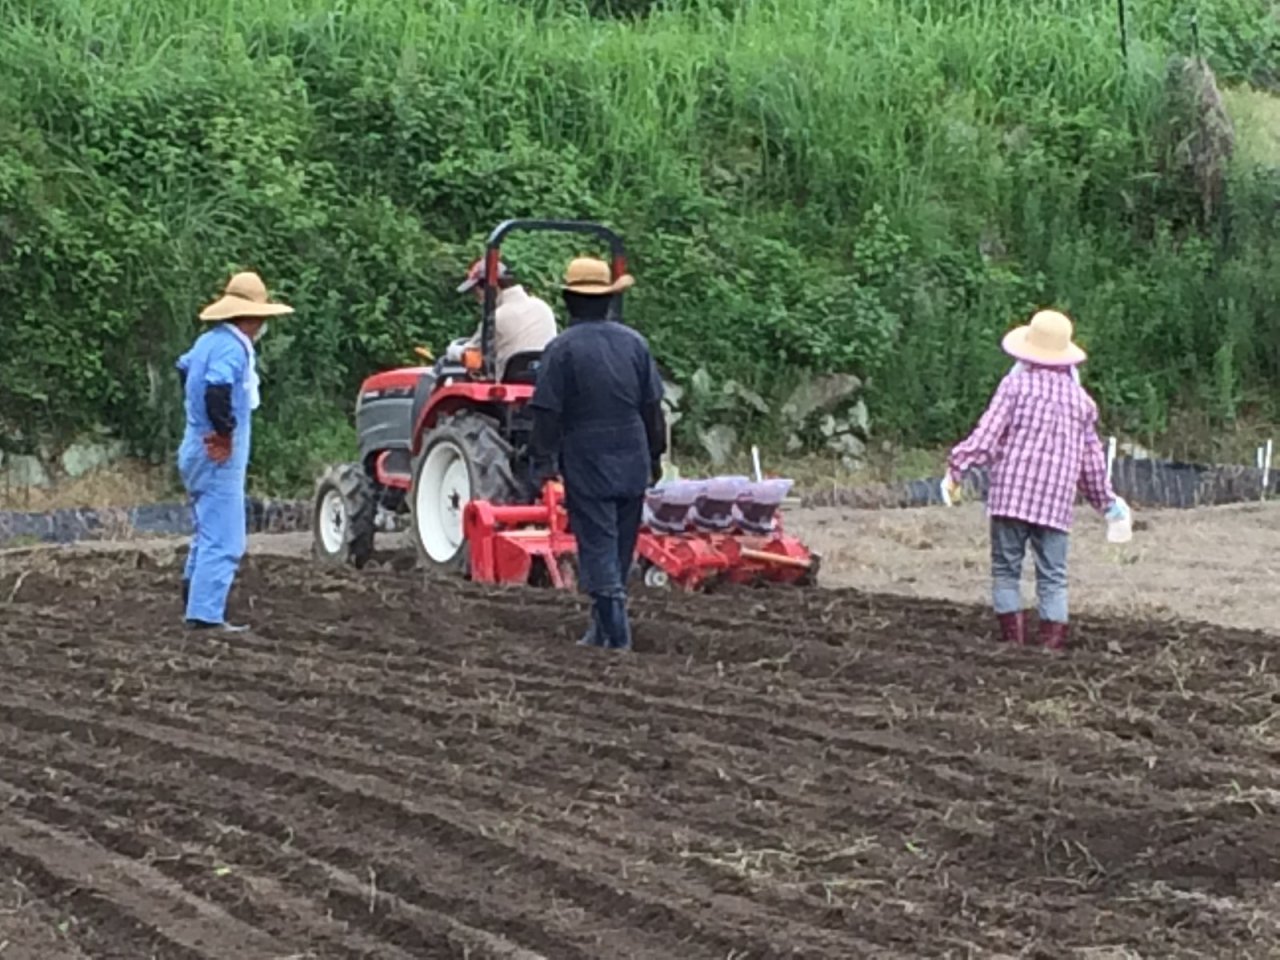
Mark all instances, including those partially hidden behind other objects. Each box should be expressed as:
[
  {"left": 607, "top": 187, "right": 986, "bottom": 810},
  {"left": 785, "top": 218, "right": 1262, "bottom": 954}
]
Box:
[{"left": 0, "top": 499, "right": 310, "bottom": 546}]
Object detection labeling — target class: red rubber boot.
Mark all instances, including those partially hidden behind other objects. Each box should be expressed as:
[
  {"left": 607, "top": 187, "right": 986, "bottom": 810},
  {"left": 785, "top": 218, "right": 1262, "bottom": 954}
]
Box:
[
  {"left": 1039, "top": 621, "right": 1069, "bottom": 650},
  {"left": 996, "top": 611, "right": 1026, "bottom": 644}
]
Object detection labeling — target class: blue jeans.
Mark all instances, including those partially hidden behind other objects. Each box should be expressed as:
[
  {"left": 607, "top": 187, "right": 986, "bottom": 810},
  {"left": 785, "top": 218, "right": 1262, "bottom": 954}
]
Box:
[
  {"left": 990, "top": 517, "right": 1069, "bottom": 623},
  {"left": 565, "top": 491, "right": 644, "bottom": 649}
]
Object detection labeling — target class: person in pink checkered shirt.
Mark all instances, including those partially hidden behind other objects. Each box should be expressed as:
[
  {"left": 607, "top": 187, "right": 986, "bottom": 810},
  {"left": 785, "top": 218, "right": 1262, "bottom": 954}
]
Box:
[{"left": 942, "top": 310, "right": 1131, "bottom": 650}]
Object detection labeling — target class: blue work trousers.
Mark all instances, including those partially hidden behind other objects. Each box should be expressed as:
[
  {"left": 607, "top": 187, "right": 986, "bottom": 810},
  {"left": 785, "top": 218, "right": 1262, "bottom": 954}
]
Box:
[
  {"left": 566, "top": 492, "right": 644, "bottom": 649},
  {"left": 990, "top": 517, "right": 1070, "bottom": 623},
  {"left": 180, "top": 456, "right": 247, "bottom": 625}
]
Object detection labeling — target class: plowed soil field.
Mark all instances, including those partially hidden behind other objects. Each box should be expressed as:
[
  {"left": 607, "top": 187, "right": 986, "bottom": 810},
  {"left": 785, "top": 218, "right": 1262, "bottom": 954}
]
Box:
[{"left": 1, "top": 551, "right": 1278, "bottom": 958}]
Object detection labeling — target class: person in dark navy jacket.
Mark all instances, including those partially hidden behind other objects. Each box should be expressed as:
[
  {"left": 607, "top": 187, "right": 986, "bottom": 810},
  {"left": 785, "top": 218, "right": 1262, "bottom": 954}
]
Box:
[{"left": 529, "top": 258, "right": 665, "bottom": 650}]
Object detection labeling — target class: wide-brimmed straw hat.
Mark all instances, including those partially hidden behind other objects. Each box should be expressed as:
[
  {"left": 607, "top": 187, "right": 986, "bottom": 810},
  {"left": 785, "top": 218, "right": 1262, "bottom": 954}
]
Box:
[
  {"left": 199, "top": 271, "right": 295, "bottom": 322},
  {"left": 562, "top": 257, "right": 634, "bottom": 296},
  {"left": 1001, "top": 309, "right": 1086, "bottom": 367}
]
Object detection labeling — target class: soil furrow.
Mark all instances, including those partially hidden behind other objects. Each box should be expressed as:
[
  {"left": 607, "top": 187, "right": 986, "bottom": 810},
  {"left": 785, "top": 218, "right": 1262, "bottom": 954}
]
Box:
[
  {"left": 0, "top": 694, "right": 874, "bottom": 957},
  {"left": 0, "top": 807, "right": 288, "bottom": 959},
  {"left": 2, "top": 550, "right": 1275, "bottom": 958},
  {"left": 0, "top": 772, "right": 552, "bottom": 960},
  {"left": 0, "top": 744, "right": 933, "bottom": 959}
]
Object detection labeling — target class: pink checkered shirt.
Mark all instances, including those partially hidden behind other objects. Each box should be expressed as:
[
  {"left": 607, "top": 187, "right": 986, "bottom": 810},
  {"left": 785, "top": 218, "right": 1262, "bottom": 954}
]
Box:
[{"left": 948, "top": 365, "right": 1114, "bottom": 532}]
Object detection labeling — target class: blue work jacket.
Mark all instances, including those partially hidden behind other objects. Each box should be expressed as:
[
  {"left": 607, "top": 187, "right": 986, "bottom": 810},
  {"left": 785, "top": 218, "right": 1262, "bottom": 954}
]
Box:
[{"left": 175, "top": 323, "right": 255, "bottom": 490}]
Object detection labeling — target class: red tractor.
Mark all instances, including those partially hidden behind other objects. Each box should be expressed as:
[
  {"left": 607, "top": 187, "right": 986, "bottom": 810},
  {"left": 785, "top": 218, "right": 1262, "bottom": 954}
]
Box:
[
  {"left": 311, "top": 219, "right": 628, "bottom": 572},
  {"left": 314, "top": 218, "right": 819, "bottom": 591}
]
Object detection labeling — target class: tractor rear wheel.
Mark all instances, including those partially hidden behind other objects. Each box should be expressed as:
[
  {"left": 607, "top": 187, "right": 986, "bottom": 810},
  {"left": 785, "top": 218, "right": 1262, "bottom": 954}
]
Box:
[
  {"left": 410, "top": 411, "right": 520, "bottom": 575},
  {"left": 312, "top": 462, "right": 377, "bottom": 569}
]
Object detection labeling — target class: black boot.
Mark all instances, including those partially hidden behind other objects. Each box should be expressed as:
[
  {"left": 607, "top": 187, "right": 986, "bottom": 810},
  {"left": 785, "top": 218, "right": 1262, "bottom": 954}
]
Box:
[
  {"left": 181, "top": 579, "right": 191, "bottom": 607},
  {"left": 593, "top": 591, "right": 632, "bottom": 651},
  {"left": 577, "top": 604, "right": 605, "bottom": 647}
]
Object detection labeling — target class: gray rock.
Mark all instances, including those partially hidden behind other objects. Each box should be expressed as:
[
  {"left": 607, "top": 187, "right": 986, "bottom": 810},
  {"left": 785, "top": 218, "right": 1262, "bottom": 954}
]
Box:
[
  {"left": 2, "top": 455, "right": 50, "bottom": 488},
  {"left": 781, "top": 373, "right": 863, "bottom": 427},
  {"left": 848, "top": 398, "right": 870, "bottom": 436},
  {"left": 661, "top": 380, "right": 684, "bottom": 408},
  {"left": 827, "top": 433, "right": 867, "bottom": 470},
  {"left": 61, "top": 439, "right": 127, "bottom": 478}
]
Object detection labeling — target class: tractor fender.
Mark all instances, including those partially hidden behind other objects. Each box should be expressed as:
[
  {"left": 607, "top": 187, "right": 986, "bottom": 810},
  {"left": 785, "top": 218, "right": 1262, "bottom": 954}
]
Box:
[{"left": 409, "top": 381, "right": 534, "bottom": 456}]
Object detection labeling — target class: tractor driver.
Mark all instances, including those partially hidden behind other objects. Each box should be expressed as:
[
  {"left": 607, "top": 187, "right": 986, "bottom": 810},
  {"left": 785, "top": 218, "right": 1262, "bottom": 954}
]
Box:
[
  {"left": 448, "top": 258, "right": 557, "bottom": 378},
  {"left": 528, "top": 258, "right": 666, "bottom": 651}
]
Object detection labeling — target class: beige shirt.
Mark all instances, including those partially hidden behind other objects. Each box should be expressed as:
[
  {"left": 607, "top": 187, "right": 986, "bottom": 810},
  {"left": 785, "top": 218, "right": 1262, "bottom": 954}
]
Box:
[{"left": 467, "top": 285, "right": 558, "bottom": 376}]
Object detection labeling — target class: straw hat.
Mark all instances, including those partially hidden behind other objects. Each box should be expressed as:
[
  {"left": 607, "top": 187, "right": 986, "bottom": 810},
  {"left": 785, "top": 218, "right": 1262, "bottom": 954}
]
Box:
[
  {"left": 1001, "top": 309, "right": 1086, "bottom": 367},
  {"left": 199, "top": 271, "right": 295, "bottom": 322},
  {"left": 562, "top": 257, "right": 634, "bottom": 296}
]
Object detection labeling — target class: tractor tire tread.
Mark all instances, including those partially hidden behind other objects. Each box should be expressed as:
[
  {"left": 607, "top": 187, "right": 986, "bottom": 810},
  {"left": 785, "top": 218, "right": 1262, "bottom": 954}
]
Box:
[
  {"left": 312, "top": 462, "right": 378, "bottom": 569},
  {"left": 411, "top": 411, "right": 523, "bottom": 575}
]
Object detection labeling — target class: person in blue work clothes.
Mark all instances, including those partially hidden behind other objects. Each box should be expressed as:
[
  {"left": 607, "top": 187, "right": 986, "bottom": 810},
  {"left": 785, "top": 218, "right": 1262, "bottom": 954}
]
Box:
[
  {"left": 529, "top": 257, "right": 666, "bottom": 651},
  {"left": 176, "top": 271, "right": 293, "bottom": 631}
]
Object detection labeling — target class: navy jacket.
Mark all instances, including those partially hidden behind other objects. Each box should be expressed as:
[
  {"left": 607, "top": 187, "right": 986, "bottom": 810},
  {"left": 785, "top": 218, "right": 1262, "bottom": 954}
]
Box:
[{"left": 529, "top": 320, "right": 665, "bottom": 500}]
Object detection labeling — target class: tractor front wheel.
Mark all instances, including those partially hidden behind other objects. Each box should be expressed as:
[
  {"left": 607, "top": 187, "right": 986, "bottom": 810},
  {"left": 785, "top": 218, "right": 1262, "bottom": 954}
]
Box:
[
  {"left": 410, "top": 411, "right": 520, "bottom": 575},
  {"left": 312, "top": 462, "right": 377, "bottom": 568}
]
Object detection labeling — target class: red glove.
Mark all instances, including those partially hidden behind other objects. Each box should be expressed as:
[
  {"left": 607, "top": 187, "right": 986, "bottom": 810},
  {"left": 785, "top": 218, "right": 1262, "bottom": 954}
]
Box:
[{"left": 203, "top": 432, "right": 232, "bottom": 464}]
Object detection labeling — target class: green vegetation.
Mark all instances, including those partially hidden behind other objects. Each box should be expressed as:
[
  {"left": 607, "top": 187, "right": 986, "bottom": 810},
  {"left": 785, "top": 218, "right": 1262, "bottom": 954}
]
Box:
[{"left": 1, "top": 0, "right": 1278, "bottom": 494}]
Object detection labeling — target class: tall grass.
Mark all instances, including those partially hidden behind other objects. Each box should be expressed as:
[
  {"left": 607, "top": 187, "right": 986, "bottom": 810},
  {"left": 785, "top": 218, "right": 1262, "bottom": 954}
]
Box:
[{"left": 1, "top": 0, "right": 1278, "bottom": 492}]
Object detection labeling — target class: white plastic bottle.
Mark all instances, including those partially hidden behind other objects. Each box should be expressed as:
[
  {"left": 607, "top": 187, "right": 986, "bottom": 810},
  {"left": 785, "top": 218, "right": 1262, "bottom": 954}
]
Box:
[{"left": 1106, "top": 510, "right": 1132, "bottom": 544}]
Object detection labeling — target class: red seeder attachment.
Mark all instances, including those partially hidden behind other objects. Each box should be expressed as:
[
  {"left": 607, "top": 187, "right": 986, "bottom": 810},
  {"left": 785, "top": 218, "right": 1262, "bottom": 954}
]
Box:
[
  {"left": 634, "top": 527, "right": 813, "bottom": 590},
  {"left": 463, "top": 481, "right": 578, "bottom": 588},
  {"left": 462, "top": 476, "right": 818, "bottom": 591}
]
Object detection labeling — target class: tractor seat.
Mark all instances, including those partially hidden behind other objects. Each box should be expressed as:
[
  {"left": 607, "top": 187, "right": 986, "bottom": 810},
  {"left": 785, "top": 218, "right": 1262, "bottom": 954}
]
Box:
[{"left": 500, "top": 350, "right": 543, "bottom": 384}]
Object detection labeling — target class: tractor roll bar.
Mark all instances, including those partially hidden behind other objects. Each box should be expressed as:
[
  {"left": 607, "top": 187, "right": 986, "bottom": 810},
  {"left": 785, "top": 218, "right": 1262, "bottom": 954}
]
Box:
[{"left": 480, "top": 219, "right": 628, "bottom": 379}]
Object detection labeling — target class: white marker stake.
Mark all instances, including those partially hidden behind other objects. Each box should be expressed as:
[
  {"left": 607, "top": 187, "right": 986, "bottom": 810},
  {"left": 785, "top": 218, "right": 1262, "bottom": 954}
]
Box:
[
  {"left": 1106, "top": 436, "right": 1117, "bottom": 485},
  {"left": 751, "top": 445, "right": 764, "bottom": 483},
  {"left": 660, "top": 414, "right": 676, "bottom": 481},
  {"left": 1264, "top": 439, "right": 1273, "bottom": 498}
]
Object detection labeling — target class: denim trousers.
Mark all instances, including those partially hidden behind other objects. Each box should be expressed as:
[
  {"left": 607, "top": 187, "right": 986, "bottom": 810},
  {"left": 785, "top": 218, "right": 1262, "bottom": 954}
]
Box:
[
  {"left": 990, "top": 517, "right": 1070, "bottom": 622},
  {"left": 565, "top": 491, "right": 644, "bottom": 649}
]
